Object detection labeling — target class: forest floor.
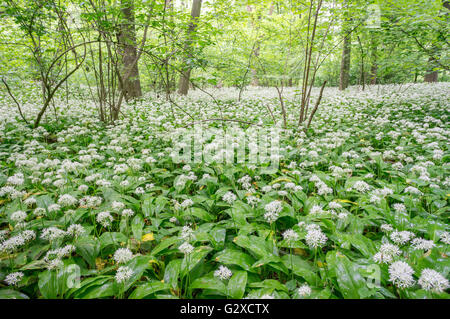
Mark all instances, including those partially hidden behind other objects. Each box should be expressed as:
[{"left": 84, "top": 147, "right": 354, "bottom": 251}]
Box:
[{"left": 0, "top": 82, "right": 449, "bottom": 299}]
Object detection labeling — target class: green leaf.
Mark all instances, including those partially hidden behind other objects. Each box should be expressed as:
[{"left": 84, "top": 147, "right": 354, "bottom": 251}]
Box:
[
  {"left": 191, "top": 276, "right": 226, "bottom": 294},
  {"left": 164, "top": 259, "right": 182, "bottom": 290},
  {"left": 152, "top": 236, "right": 180, "bottom": 256},
  {"left": 75, "top": 236, "right": 100, "bottom": 268},
  {"left": 326, "top": 251, "right": 367, "bottom": 299},
  {"left": 181, "top": 246, "right": 213, "bottom": 275},
  {"left": 214, "top": 248, "right": 256, "bottom": 271},
  {"left": 129, "top": 281, "right": 170, "bottom": 299},
  {"left": 0, "top": 289, "right": 29, "bottom": 299},
  {"left": 227, "top": 270, "right": 247, "bottom": 298},
  {"left": 248, "top": 279, "right": 288, "bottom": 292}
]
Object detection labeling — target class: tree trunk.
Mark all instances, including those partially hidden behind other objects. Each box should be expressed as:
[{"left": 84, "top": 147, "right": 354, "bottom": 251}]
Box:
[
  {"left": 339, "top": 2, "right": 351, "bottom": 91},
  {"left": 339, "top": 32, "right": 351, "bottom": 90},
  {"left": 117, "top": 0, "right": 142, "bottom": 100},
  {"left": 178, "top": 0, "right": 202, "bottom": 95},
  {"left": 424, "top": 57, "right": 438, "bottom": 82},
  {"left": 369, "top": 35, "right": 377, "bottom": 85}
]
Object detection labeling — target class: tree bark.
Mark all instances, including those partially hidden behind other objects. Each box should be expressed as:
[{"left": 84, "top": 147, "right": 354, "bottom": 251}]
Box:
[
  {"left": 339, "top": 32, "right": 351, "bottom": 90},
  {"left": 424, "top": 56, "right": 439, "bottom": 82},
  {"left": 339, "top": 1, "right": 351, "bottom": 91},
  {"left": 178, "top": 0, "right": 202, "bottom": 95},
  {"left": 118, "top": 0, "right": 142, "bottom": 100},
  {"left": 369, "top": 34, "right": 377, "bottom": 84}
]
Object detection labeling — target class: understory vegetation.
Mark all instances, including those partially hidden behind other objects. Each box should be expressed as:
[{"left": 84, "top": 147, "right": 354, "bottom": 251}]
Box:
[{"left": 0, "top": 83, "right": 449, "bottom": 299}]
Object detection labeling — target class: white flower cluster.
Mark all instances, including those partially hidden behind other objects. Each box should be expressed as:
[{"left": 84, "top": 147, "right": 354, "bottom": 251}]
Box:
[
  {"left": 214, "top": 265, "right": 232, "bottom": 280},
  {"left": 222, "top": 191, "right": 237, "bottom": 204},
  {"left": 264, "top": 200, "right": 283, "bottom": 223}
]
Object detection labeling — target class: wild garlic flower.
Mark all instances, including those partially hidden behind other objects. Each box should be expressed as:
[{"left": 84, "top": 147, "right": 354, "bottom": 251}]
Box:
[
  {"left": 179, "top": 242, "right": 194, "bottom": 255},
  {"left": 180, "top": 225, "right": 195, "bottom": 241},
  {"left": 418, "top": 269, "right": 449, "bottom": 293},
  {"left": 115, "top": 266, "right": 133, "bottom": 283},
  {"left": 297, "top": 284, "right": 312, "bottom": 297},
  {"left": 4, "top": 272, "right": 24, "bottom": 286},
  {"left": 390, "top": 230, "right": 415, "bottom": 245},
  {"left": 67, "top": 224, "right": 86, "bottom": 237},
  {"left": 388, "top": 261, "right": 415, "bottom": 289},
  {"left": 113, "top": 248, "right": 133, "bottom": 264},
  {"left": 41, "top": 227, "right": 66, "bottom": 241},
  {"left": 121, "top": 209, "right": 135, "bottom": 218},
  {"left": 222, "top": 191, "right": 237, "bottom": 204},
  {"left": 282, "top": 229, "right": 299, "bottom": 242},
  {"left": 57, "top": 194, "right": 78, "bottom": 207},
  {"left": 96, "top": 211, "right": 113, "bottom": 228},
  {"left": 214, "top": 265, "right": 232, "bottom": 280},
  {"left": 181, "top": 199, "right": 194, "bottom": 208},
  {"left": 439, "top": 232, "right": 450, "bottom": 245},
  {"left": 10, "top": 211, "right": 27, "bottom": 223},
  {"left": 305, "top": 227, "right": 327, "bottom": 249}
]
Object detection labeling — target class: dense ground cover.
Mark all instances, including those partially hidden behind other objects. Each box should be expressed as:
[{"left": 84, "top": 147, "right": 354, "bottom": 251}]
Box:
[{"left": 0, "top": 83, "right": 449, "bottom": 299}]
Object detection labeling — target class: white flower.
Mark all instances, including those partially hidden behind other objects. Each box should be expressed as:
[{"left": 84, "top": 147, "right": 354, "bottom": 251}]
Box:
[
  {"left": 297, "top": 284, "right": 311, "bottom": 297},
  {"left": 305, "top": 228, "right": 327, "bottom": 249},
  {"left": 113, "top": 248, "right": 133, "bottom": 264},
  {"left": 440, "top": 232, "right": 450, "bottom": 245},
  {"left": 404, "top": 186, "right": 423, "bottom": 196},
  {"left": 373, "top": 243, "right": 401, "bottom": 264},
  {"left": 390, "top": 230, "right": 415, "bottom": 245},
  {"left": 24, "top": 197, "right": 36, "bottom": 207},
  {"left": 7, "top": 173, "right": 24, "bottom": 186},
  {"left": 67, "top": 224, "right": 86, "bottom": 237},
  {"left": 418, "top": 269, "right": 449, "bottom": 293},
  {"left": 282, "top": 229, "right": 299, "bottom": 242},
  {"left": 96, "top": 211, "right": 113, "bottom": 228},
  {"left": 4, "top": 272, "right": 24, "bottom": 286},
  {"left": 115, "top": 266, "right": 133, "bottom": 283},
  {"left": 80, "top": 196, "right": 102, "bottom": 208},
  {"left": 222, "top": 191, "right": 237, "bottom": 204},
  {"left": 111, "top": 201, "right": 125, "bottom": 211},
  {"left": 10, "top": 211, "right": 27, "bottom": 223},
  {"left": 48, "top": 204, "right": 61, "bottom": 212},
  {"left": 41, "top": 227, "right": 67, "bottom": 241},
  {"left": 411, "top": 238, "right": 435, "bottom": 251},
  {"left": 169, "top": 217, "right": 178, "bottom": 223},
  {"left": 121, "top": 209, "right": 135, "bottom": 218},
  {"left": 57, "top": 194, "right": 78, "bottom": 207},
  {"left": 329, "top": 201, "right": 342, "bottom": 209},
  {"left": 264, "top": 200, "right": 283, "bottom": 223},
  {"left": 46, "top": 258, "right": 64, "bottom": 270},
  {"left": 352, "top": 181, "right": 371, "bottom": 193},
  {"left": 246, "top": 195, "right": 260, "bottom": 207},
  {"left": 180, "top": 225, "right": 195, "bottom": 241},
  {"left": 134, "top": 187, "right": 145, "bottom": 195},
  {"left": 214, "top": 265, "right": 232, "bottom": 280},
  {"left": 181, "top": 199, "right": 194, "bottom": 208},
  {"left": 78, "top": 184, "right": 89, "bottom": 192},
  {"left": 309, "top": 205, "right": 324, "bottom": 215},
  {"left": 179, "top": 242, "right": 194, "bottom": 255},
  {"left": 388, "top": 261, "right": 415, "bottom": 288},
  {"left": 393, "top": 203, "right": 407, "bottom": 214}
]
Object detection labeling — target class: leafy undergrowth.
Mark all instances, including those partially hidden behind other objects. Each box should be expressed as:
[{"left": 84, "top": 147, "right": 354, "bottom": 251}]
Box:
[{"left": 0, "top": 83, "right": 449, "bottom": 299}]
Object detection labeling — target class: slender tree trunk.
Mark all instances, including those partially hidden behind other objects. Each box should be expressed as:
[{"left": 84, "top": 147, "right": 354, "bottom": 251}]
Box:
[
  {"left": 178, "top": 0, "right": 202, "bottom": 95},
  {"left": 424, "top": 57, "right": 438, "bottom": 82},
  {"left": 339, "top": 1, "right": 351, "bottom": 91},
  {"left": 118, "top": 0, "right": 142, "bottom": 100},
  {"left": 339, "top": 33, "right": 351, "bottom": 90},
  {"left": 369, "top": 35, "right": 377, "bottom": 84}
]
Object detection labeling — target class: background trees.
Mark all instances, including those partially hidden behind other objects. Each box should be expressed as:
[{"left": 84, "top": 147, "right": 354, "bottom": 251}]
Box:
[{"left": 0, "top": 0, "right": 448, "bottom": 127}]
